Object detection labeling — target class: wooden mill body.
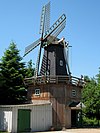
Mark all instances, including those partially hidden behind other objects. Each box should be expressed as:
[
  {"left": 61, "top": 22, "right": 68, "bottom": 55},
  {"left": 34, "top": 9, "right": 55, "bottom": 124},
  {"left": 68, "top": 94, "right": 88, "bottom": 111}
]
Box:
[
  {"left": 25, "top": 76, "right": 83, "bottom": 129},
  {"left": 24, "top": 39, "right": 84, "bottom": 129}
]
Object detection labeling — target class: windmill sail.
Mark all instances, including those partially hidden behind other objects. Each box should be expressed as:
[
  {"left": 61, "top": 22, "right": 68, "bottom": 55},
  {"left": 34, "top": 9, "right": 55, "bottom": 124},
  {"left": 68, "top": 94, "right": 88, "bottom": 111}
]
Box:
[
  {"left": 43, "top": 14, "right": 66, "bottom": 40},
  {"left": 52, "top": 20, "right": 66, "bottom": 37},
  {"left": 45, "top": 2, "right": 50, "bottom": 33},
  {"left": 36, "top": 2, "right": 50, "bottom": 76},
  {"left": 39, "top": 5, "right": 45, "bottom": 35},
  {"left": 39, "top": 2, "right": 50, "bottom": 35},
  {"left": 63, "top": 40, "right": 71, "bottom": 75},
  {"left": 35, "top": 43, "right": 43, "bottom": 76},
  {"left": 24, "top": 39, "right": 41, "bottom": 56},
  {"left": 47, "top": 20, "right": 66, "bottom": 46}
]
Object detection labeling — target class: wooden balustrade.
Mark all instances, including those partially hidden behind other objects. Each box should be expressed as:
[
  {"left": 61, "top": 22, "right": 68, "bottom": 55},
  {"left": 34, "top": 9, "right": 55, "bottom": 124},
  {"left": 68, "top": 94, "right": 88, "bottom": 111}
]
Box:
[{"left": 24, "top": 75, "right": 84, "bottom": 87}]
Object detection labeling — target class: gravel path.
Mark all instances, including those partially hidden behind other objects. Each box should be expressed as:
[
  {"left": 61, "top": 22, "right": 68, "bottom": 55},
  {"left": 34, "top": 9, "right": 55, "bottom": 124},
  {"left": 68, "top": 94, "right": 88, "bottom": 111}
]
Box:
[
  {"left": 64, "top": 128, "right": 100, "bottom": 133},
  {"left": 34, "top": 128, "right": 100, "bottom": 133}
]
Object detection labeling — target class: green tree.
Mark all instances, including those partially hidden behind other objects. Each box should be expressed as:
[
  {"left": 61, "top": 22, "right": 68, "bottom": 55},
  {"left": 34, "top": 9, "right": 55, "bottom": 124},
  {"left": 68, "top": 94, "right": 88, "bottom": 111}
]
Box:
[
  {"left": 0, "top": 42, "right": 27, "bottom": 104},
  {"left": 82, "top": 74, "right": 100, "bottom": 126},
  {"left": 25, "top": 59, "right": 35, "bottom": 78}
]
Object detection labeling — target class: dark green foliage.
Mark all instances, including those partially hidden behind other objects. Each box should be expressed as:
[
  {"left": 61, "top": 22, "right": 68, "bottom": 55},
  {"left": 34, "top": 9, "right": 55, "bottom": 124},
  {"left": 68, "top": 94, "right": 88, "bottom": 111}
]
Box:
[
  {"left": 25, "top": 60, "right": 35, "bottom": 78},
  {"left": 82, "top": 74, "right": 100, "bottom": 126},
  {"left": 0, "top": 42, "right": 34, "bottom": 105}
]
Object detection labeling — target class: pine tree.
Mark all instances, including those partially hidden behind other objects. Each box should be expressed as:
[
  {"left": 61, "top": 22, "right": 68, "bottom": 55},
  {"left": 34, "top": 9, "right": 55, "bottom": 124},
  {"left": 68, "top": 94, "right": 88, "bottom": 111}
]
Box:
[{"left": 0, "top": 42, "right": 27, "bottom": 104}]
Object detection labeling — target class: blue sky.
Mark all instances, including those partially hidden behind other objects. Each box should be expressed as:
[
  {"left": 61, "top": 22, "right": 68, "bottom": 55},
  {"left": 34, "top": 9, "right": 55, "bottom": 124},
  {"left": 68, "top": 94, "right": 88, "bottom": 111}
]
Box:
[{"left": 0, "top": 0, "right": 100, "bottom": 78}]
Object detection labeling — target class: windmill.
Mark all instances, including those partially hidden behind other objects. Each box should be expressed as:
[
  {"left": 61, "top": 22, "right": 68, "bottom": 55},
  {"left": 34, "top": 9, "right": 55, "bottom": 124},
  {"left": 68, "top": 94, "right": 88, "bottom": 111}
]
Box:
[{"left": 24, "top": 2, "right": 70, "bottom": 77}]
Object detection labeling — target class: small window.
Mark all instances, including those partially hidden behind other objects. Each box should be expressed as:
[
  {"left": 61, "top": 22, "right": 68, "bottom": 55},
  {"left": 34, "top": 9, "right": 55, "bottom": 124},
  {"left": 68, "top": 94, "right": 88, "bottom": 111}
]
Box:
[
  {"left": 35, "top": 89, "right": 40, "bottom": 96},
  {"left": 60, "top": 60, "right": 63, "bottom": 66},
  {"left": 72, "top": 89, "right": 76, "bottom": 97}
]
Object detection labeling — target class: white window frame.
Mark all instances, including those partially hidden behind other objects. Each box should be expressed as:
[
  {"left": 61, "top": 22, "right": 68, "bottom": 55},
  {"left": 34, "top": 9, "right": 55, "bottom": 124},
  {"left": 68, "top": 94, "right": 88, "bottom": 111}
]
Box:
[
  {"left": 35, "top": 89, "right": 40, "bottom": 96},
  {"left": 60, "top": 60, "right": 63, "bottom": 66},
  {"left": 72, "top": 89, "right": 76, "bottom": 97}
]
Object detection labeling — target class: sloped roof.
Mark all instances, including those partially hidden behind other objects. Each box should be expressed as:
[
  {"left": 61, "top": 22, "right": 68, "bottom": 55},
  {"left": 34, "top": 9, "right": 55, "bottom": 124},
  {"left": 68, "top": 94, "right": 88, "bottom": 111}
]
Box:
[
  {"left": 68, "top": 101, "right": 80, "bottom": 107},
  {"left": 68, "top": 101, "right": 86, "bottom": 109}
]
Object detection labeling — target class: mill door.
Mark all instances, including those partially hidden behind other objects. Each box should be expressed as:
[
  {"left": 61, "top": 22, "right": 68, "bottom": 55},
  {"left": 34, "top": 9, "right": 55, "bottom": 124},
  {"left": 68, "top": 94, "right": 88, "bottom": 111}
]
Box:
[
  {"left": 17, "top": 109, "right": 31, "bottom": 132},
  {"left": 71, "top": 110, "right": 82, "bottom": 127},
  {"left": 71, "top": 110, "right": 77, "bottom": 127}
]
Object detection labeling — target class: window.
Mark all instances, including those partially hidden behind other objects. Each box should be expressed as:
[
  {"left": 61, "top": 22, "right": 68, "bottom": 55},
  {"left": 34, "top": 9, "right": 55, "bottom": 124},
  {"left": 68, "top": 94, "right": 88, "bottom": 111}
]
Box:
[
  {"left": 60, "top": 60, "right": 63, "bottom": 66},
  {"left": 35, "top": 89, "right": 40, "bottom": 96},
  {"left": 72, "top": 89, "right": 76, "bottom": 97}
]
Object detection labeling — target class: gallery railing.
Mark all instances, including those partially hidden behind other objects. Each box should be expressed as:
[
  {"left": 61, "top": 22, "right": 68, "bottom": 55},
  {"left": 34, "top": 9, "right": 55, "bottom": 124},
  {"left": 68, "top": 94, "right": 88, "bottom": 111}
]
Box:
[{"left": 24, "top": 75, "right": 85, "bottom": 87}]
